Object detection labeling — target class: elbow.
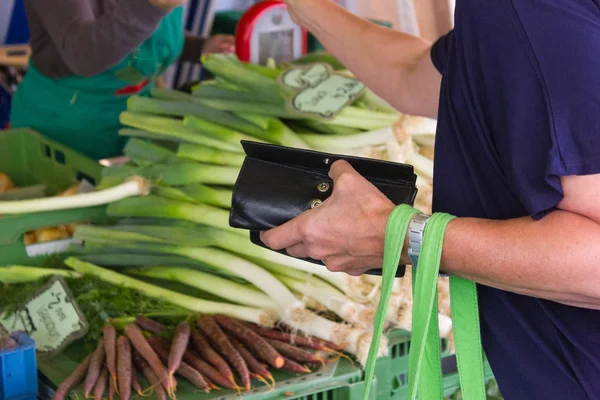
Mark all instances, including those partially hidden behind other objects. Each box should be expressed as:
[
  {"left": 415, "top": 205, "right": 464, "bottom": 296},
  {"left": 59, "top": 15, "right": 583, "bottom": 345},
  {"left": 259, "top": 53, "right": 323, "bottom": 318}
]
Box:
[
  {"left": 583, "top": 277, "right": 600, "bottom": 307},
  {"left": 561, "top": 273, "right": 600, "bottom": 309}
]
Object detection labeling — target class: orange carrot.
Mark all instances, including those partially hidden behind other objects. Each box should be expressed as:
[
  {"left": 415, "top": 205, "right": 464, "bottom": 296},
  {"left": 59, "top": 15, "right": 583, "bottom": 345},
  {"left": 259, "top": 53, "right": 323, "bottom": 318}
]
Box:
[
  {"left": 198, "top": 316, "right": 250, "bottom": 390},
  {"left": 135, "top": 316, "right": 169, "bottom": 335},
  {"left": 133, "top": 350, "right": 167, "bottom": 400},
  {"left": 84, "top": 339, "right": 106, "bottom": 397},
  {"left": 103, "top": 324, "right": 118, "bottom": 391},
  {"left": 53, "top": 354, "right": 93, "bottom": 400},
  {"left": 266, "top": 338, "right": 324, "bottom": 365},
  {"left": 124, "top": 324, "right": 175, "bottom": 396},
  {"left": 190, "top": 329, "right": 235, "bottom": 385},
  {"left": 229, "top": 336, "right": 273, "bottom": 383},
  {"left": 168, "top": 322, "right": 191, "bottom": 379},
  {"left": 148, "top": 337, "right": 210, "bottom": 392},
  {"left": 215, "top": 315, "right": 284, "bottom": 369},
  {"left": 93, "top": 367, "right": 109, "bottom": 400},
  {"left": 117, "top": 336, "right": 132, "bottom": 400}
]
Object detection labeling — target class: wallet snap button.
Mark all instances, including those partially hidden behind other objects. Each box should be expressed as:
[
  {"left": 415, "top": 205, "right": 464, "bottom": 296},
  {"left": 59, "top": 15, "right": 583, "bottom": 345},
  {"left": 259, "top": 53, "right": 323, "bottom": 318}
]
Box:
[
  {"left": 317, "top": 182, "right": 330, "bottom": 192},
  {"left": 310, "top": 199, "right": 323, "bottom": 209},
  {"left": 324, "top": 158, "right": 331, "bottom": 165}
]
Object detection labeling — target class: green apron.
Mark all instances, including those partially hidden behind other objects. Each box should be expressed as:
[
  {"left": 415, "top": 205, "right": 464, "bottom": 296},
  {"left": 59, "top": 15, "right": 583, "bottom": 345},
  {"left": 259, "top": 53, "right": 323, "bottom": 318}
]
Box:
[{"left": 10, "top": 7, "right": 184, "bottom": 160}]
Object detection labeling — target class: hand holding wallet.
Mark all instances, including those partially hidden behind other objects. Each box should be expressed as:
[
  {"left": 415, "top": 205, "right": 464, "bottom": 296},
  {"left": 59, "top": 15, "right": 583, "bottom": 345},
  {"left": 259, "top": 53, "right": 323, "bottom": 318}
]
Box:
[{"left": 229, "top": 141, "right": 418, "bottom": 277}]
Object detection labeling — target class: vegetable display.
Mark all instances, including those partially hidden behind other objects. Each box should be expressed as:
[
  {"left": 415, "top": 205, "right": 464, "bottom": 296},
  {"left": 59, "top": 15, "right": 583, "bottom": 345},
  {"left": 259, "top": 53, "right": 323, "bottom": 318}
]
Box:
[
  {"left": 86, "top": 54, "right": 448, "bottom": 362},
  {"left": 0, "top": 54, "right": 458, "bottom": 399}
]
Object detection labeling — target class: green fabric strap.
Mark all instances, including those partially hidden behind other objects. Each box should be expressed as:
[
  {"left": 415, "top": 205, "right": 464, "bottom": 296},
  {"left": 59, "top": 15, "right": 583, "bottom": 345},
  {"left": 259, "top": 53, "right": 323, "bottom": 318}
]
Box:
[
  {"left": 449, "top": 277, "right": 486, "bottom": 399},
  {"left": 362, "top": 205, "right": 419, "bottom": 399},
  {"left": 362, "top": 205, "right": 486, "bottom": 400}
]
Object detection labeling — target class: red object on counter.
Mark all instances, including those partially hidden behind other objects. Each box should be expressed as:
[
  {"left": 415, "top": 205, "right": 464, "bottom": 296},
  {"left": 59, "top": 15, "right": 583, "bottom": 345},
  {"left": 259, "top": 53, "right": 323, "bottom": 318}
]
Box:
[{"left": 235, "top": 0, "right": 307, "bottom": 63}]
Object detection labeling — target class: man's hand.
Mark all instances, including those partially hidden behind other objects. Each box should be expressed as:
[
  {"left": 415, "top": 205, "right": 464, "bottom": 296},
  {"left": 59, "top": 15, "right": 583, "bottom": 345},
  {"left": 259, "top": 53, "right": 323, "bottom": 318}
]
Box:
[
  {"left": 202, "top": 35, "right": 236, "bottom": 55},
  {"left": 280, "top": 0, "right": 440, "bottom": 118},
  {"left": 261, "top": 160, "right": 396, "bottom": 276},
  {"left": 149, "top": 0, "right": 187, "bottom": 11}
]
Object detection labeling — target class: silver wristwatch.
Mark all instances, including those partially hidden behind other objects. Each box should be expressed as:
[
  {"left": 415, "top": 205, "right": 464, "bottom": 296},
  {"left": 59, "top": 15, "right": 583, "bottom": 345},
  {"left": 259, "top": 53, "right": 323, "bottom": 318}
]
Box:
[{"left": 407, "top": 213, "right": 431, "bottom": 269}]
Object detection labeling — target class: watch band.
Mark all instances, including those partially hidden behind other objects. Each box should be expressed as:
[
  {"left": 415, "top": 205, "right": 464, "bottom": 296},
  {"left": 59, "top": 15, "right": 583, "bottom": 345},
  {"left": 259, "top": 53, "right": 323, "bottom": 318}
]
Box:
[{"left": 407, "top": 213, "right": 430, "bottom": 269}]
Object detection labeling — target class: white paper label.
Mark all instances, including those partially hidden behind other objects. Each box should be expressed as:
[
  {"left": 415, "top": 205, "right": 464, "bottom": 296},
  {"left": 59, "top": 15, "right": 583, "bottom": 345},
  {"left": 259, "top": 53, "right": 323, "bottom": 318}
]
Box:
[
  {"left": 0, "top": 277, "right": 88, "bottom": 357},
  {"left": 280, "top": 63, "right": 365, "bottom": 119}
]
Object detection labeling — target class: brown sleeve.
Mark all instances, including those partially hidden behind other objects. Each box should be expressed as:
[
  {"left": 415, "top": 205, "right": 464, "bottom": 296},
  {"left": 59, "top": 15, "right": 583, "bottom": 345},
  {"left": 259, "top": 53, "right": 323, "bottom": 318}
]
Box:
[
  {"left": 180, "top": 34, "right": 206, "bottom": 63},
  {"left": 27, "top": 0, "right": 170, "bottom": 77}
]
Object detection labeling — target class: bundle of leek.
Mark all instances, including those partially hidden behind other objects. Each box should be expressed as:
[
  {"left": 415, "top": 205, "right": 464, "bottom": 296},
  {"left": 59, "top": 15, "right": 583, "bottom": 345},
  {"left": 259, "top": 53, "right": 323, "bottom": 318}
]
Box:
[{"left": 72, "top": 223, "right": 385, "bottom": 364}]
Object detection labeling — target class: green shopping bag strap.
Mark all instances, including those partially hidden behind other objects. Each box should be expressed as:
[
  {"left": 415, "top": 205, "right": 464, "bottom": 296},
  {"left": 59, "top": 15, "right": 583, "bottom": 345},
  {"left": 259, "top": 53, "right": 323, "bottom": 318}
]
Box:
[
  {"left": 362, "top": 205, "right": 487, "bottom": 400},
  {"left": 450, "top": 277, "right": 486, "bottom": 399},
  {"left": 362, "top": 205, "right": 419, "bottom": 399},
  {"left": 410, "top": 213, "right": 452, "bottom": 399}
]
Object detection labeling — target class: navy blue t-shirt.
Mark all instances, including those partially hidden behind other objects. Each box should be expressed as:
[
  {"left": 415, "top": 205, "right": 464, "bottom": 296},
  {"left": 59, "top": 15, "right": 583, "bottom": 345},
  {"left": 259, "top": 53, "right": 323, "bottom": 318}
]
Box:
[{"left": 430, "top": 0, "right": 600, "bottom": 398}]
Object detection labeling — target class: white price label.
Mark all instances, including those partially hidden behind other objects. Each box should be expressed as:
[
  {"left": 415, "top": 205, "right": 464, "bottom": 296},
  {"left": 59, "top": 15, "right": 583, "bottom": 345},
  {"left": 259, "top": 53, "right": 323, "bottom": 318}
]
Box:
[
  {"left": 280, "top": 63, "right": 365, "bottom": 119},
  {"left": 0, "top": 277, "right": 88, "bottom": 358}
]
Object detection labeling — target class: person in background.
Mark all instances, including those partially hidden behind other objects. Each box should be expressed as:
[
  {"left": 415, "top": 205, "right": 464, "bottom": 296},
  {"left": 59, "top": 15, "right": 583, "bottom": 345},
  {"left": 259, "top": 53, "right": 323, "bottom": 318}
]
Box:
[
  {"left": 9, "top": 0, "right": 235, "bottom": 160},
  {"left": 261, "top": 1, "right": 600, "bottom": 399}
]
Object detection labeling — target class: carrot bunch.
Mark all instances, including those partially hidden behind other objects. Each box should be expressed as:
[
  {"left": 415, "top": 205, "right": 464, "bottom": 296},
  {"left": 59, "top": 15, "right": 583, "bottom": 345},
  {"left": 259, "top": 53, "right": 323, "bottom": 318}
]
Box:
[
  {"left": 53, "top": 315, "right": 342, "bottom": 399},
  {"left": 53, "top": 323, "right": 178, "bottom": 400}
]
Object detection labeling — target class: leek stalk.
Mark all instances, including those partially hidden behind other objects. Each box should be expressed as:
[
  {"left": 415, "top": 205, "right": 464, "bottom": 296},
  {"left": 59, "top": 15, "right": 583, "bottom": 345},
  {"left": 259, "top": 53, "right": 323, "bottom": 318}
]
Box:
[
  {"left": 299, "top": 126, "right": 394, "bottom": 149},
  {"left": 106, "top": 196, "right": 243, "bottom": 236},
  {"left": 177, "top": 144, "right": 246, "bottom": 167},
  {"left": 128, "top": 96, "right": 269, "bottom": 140},
  {"left": 149, "top": 88, "right": 193, "bottom": 101},
  {"left": 119, "top": 113, "right": 243, "bottom": 153},
  {"left": 202, "top": 55, "right": 292, "bottom": 104},
  {"left": 182, "top": 116, "right": 266, "bottom": 147},
  {"left": 192, "top": 84, "right": 262, "bottom": 103},
  {"left": 145, "top": 163, "right": 240, "bottom": 186},
  {"left": 299, "top": 120, "right": 362, "bottom": 136},
  {"left": 152, "top": 185, "right": 198, "bottom": 203},
  {"left": 130, "top": 267, "right": 277, "bottom": 310},
  {"left": 0, "top": 266, "right": 82, "bottom": 283},
  {"left": 197, "top": 98, "right": 398, "bottom": 130},
  {"left": 180, "top": 183, "right": 233, "bottom": 209},
  {"left": 234, "top": 113, "right": 270, "bottom": 130},
  {"left": 123, "top": 139, "right": 181, "bottom": 165},
  {"left": 64, "top": 258, "right": 274, "bottom": 325},
  {"left": 0, "top": 178, "right": 149, "bottom": 215}
]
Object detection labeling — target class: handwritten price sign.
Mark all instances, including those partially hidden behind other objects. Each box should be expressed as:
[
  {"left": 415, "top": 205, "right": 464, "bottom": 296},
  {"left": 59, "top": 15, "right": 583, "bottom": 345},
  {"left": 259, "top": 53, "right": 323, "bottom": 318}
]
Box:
[
  {"left": 0, "top": 277, "right": 88, "bottom": 358},
  {"left": 280, "top": 63, "right": 365, "bottom": 119}
]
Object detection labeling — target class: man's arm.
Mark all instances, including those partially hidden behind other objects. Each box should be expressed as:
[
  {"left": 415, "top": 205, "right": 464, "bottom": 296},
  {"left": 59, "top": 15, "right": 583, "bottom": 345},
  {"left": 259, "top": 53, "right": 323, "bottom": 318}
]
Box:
[
  {"left": 283, "top": 0, "right": 441, "bottom": 118},
  {"left": 441, "top": 174, "right": 600, "bottom": 309},
  {"left": 261, "top": 162, "right": 600, "bottom": 310}
]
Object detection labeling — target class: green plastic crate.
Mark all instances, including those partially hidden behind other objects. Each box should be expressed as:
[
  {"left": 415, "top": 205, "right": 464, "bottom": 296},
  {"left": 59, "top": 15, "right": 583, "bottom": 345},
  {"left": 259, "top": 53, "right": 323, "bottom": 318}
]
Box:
[
  {"left": 38, "top": 328, "right": 493, "bottom": 400},
  {"left": 0, "top": 129, "right": 107, "bottom": 265},
  {"left": 39, "top": 347, "right": 378, "bottom": 400},
  {"left": 374, "top": 330, "right": 495, "bottom": 399}
]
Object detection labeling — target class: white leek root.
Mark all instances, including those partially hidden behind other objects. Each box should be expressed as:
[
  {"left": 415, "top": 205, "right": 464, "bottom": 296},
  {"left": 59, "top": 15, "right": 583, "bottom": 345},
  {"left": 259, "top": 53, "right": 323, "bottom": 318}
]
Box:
[
  {"left": 0, "top": 177, "right": 150, "bottom": 214},
  {"left": 279, "top": 274, "right": 375, "bottom": 328}
]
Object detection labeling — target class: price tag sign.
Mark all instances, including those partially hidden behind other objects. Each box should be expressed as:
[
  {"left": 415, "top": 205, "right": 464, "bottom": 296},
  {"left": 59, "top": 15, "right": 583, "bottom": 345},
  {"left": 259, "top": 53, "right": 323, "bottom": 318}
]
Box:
[
  {"left": 0, "top": 277, "right": 88, "bottom": 358},
  {"left": 279, "top": 63, "right": 365, "bottom": 119}
]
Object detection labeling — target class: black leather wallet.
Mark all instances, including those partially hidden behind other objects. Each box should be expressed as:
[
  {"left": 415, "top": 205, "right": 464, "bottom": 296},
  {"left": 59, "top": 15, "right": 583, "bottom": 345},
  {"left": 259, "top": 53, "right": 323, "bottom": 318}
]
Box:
[{"left": 229, "top": 141, "right": 418, "bottom": 277}]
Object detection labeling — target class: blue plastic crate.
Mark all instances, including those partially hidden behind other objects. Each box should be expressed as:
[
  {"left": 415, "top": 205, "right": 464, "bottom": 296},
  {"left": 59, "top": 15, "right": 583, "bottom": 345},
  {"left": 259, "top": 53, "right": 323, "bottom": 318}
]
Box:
[{"left": 0, "top": 333, "right": 38, "bottom": 400}]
